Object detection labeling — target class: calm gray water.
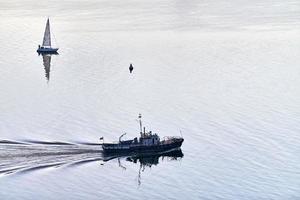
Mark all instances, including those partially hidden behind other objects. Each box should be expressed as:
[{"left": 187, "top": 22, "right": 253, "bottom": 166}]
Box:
[{"left": 0, "top": 0, "right": 300, "bottom": 199}]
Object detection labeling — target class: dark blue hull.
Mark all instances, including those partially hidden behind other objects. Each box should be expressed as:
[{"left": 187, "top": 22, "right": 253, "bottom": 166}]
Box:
[
  {"left": 102, "top": 138, "right": 183, "bottom": 154},
  {"left": 37, "top": 48, "right": 59, "bottom": 54}
]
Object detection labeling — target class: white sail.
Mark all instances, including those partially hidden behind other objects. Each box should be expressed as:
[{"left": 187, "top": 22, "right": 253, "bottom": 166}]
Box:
[{"left": 42, "top": 18, "right": 51, "bottom": 47}]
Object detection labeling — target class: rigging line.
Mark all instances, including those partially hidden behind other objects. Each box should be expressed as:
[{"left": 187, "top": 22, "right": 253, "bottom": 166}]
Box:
[
  {"left": 49, "top": 17, "right": 59, "bottom": 48},
  {"left": 52, "top": 31, "right": 59, "bottom": 48}
]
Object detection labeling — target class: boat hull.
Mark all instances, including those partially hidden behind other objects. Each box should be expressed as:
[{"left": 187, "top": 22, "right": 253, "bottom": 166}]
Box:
[
  {"left": 37, "top": 47, "right": 59, "bottom": 53},
  {"left": 102, "top": 138, "right": 184, "bottom": 154}
]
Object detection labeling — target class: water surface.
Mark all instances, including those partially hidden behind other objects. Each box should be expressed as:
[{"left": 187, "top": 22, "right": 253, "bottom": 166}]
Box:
[{"left": 0, "top": 0, "right": 300, "bottom": 199}]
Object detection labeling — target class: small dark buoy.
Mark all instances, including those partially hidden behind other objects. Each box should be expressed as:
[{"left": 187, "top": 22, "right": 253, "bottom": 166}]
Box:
[{"left": 129, "top": 63, "right": 134, "bottom": 73}]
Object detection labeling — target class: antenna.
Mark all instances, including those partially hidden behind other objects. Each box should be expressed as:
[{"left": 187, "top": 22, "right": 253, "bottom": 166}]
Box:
[
  {"left": 180, "top": 130, "right": 183, "bottom": 138},
  {"left": 139, "top": 114, "right": 143, "bottom": 137}
]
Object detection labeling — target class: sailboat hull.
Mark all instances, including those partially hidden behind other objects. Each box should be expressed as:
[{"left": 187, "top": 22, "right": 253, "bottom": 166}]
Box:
[{"left": 37, "top": 47, "right": 58, "bottom": 53}]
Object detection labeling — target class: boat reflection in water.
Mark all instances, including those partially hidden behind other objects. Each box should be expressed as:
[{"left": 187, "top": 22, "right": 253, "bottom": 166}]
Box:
[
  {"left": 103, "top": 149, "right": 184, "bottom": 185},
  {"left": 38, "top": 52, "right": 58, "bottom": 82}
]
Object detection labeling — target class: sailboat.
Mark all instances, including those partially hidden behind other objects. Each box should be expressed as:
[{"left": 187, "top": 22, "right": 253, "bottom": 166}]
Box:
[{"left": 37, "top": 18, "right": 59, "bottom": 53}]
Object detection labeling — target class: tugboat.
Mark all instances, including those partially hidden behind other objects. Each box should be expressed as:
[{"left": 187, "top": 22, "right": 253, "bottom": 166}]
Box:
[{"left": 101, "top": 114, "right": 184, "bottom": 154}]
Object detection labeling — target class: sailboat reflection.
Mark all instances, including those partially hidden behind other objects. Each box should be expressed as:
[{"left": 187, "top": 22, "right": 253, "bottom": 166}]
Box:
[
  {"left": 103, "top": 149, "right": 184, "bottom": 185},
  {"left": 39, "top": 52, "right": 58, "bottom": 82}
]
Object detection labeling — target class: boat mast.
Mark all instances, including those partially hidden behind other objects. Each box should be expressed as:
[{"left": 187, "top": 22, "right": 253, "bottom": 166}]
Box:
[{"left": 139, "top": 114, "right": 143, "bottom": 137}]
